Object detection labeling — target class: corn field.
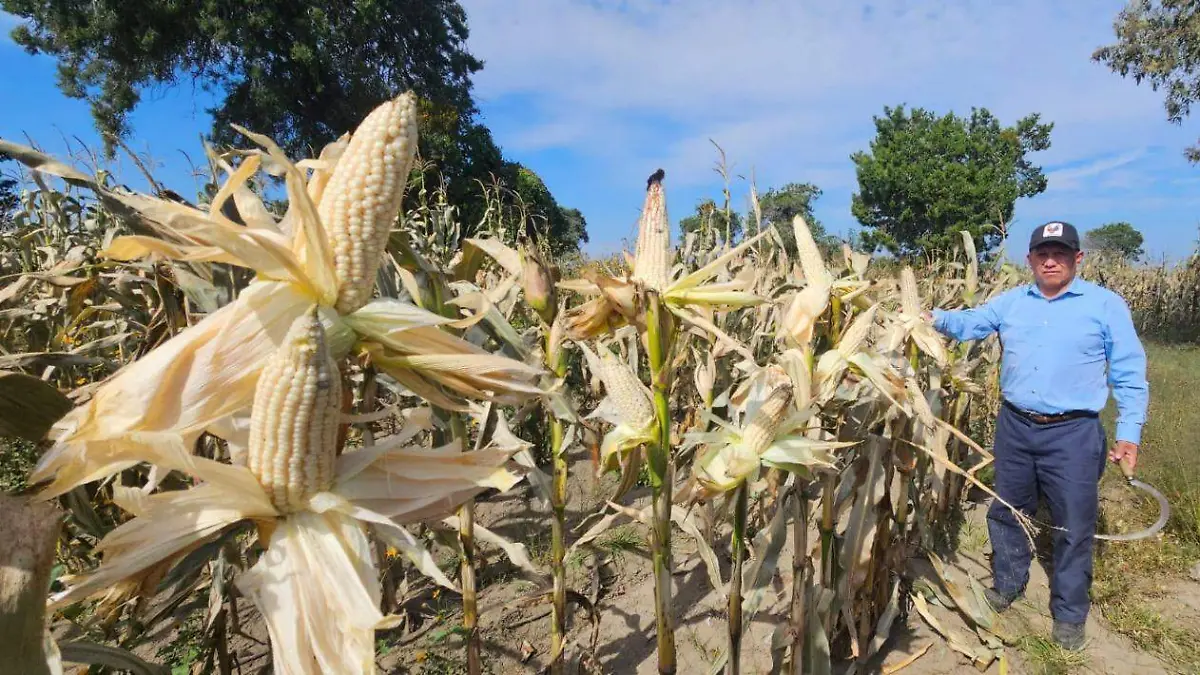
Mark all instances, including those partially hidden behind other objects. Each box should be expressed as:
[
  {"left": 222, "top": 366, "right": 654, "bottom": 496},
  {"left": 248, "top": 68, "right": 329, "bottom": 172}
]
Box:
[
  {"left": 1080, "top": 255, "right": 1200, "bottom": 344},
  {"left": 0, "top": 94, "right": 1132, "bottom": 675}
]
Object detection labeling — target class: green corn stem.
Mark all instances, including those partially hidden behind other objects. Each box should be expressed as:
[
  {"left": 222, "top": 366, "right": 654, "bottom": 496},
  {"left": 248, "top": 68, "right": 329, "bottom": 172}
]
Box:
[
  {"left": 819, "top": 473, "right": 836, "bottom": 589},
  {"left": 450, "top": 412, "right": 481, "bottom": 675},
  {"left": 787, "top": 490, "right": 809, "bottom": 675},
  {"left": 830, "top": 294, "right": 844, "bottom": 343},
  {"left": 429, "top": 277, "right": 481, "bottom": 675},
  {"left": 645, "top": 290, "right": 678, "bottom": 674},
  {"left": 892, "top": 415, "right": 917, "bottom": 540},
  {"left": 546, "top": 327, "right": 568, "bottom": 674},
  {"left": 940, "top": 394, "right": 970, "bottom": 513},
  {"left": 726, "top": 480, "right": 749, "bottom": 675}
]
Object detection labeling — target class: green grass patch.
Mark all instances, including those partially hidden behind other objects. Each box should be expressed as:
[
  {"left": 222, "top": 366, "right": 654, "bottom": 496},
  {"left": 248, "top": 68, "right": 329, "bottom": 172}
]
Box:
[
  {"left": 1100, "top": 342, "right": 1200, "bottom": 546},
  {"left": 0, "top": 437, "right": 40, "bottom": 493},
  {"left": 566, "top": 523, "right": 646, "bottom": 568},
  {"left": 1014, "top": 634, "right": 1089, "bottom": 675},
  {"left": 1098, "top": 600, "right": 1200, "bottom": 672},
  {"left": 1093, "top": 341, "right": 1200, "bottom": 671}
]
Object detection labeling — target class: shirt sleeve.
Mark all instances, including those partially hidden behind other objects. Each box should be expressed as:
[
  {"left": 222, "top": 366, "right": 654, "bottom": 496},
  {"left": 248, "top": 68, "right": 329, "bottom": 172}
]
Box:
[
  {"left": 1104, "top": 294, "right": 1149, "bottom": 446},
  {"left": 931, "top": 293, "right": 1006, "bottom": 342}
]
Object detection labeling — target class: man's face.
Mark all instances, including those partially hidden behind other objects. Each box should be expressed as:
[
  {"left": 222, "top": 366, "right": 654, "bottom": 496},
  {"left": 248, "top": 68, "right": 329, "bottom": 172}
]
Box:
[{"left": 1027, "top": 243, "right": 1083, "bottom": 292}]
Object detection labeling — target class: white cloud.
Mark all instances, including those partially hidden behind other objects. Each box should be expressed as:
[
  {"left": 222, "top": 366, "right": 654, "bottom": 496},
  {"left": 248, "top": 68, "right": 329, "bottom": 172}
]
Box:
[
  {"left": 459, "top": 0, "right": 1200, "bottom": 224},
  {"left": 1046, "top": 149, "right": 1146, "bottom": 191},
  {"left": 463, "top": 1, "right": 1178, "bottom": 156}
]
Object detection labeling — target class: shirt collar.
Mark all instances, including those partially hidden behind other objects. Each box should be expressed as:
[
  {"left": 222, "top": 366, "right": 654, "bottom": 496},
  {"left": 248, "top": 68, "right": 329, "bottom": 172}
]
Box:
[{"left": 1026, "top": 276, "right": 1087, "bottom": 299}]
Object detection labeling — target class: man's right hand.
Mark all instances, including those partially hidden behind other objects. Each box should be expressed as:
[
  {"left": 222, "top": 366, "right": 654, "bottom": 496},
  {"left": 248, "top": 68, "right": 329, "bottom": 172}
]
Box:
[{"left": 920, "top": 310, "right": 934, "bottom": 323}]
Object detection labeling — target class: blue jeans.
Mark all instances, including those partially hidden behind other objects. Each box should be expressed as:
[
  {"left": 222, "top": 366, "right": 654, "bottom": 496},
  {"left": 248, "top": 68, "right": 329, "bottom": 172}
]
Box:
[{"left": 987, "top": 404, "right": 1108, "bottom": 624}]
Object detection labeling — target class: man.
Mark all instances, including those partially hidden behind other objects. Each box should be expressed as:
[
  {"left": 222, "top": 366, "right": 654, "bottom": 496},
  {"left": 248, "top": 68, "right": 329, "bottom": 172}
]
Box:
[{"left": 920, "top": 221, "right": 1149, "bottom": 650}]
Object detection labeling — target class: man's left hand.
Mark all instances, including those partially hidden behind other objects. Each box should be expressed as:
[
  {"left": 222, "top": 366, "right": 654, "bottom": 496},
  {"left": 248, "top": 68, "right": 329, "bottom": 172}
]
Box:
[{"left": 1109, "top": 441, "right": 1139, "bottom": 474}]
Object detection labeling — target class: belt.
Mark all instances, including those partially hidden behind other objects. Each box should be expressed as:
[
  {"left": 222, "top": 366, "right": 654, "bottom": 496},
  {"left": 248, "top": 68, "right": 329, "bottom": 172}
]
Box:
[{"left": 1002, "top": 400, "right": 1098, "bottom": 425}]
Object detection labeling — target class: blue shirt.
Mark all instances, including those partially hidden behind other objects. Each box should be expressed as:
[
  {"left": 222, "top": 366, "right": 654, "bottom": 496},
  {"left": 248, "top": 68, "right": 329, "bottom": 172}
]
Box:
[{"left": 931, "top": 277, "right": 1149, "bottom": 445}]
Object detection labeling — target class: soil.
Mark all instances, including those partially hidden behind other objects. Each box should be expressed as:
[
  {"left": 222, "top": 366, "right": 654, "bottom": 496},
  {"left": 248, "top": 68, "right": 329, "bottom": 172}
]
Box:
[{"left": 74, "top": 446, "right": 1200, "bottom": 675}]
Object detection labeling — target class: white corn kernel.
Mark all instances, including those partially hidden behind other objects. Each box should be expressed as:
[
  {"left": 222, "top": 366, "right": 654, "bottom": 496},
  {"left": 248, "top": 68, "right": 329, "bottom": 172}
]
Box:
[
  {"left": 246, "top": 307, "right": 342, "bottom": 512},
  {"left": 319, "top": 93, "right": 419, "bottom": 314}
]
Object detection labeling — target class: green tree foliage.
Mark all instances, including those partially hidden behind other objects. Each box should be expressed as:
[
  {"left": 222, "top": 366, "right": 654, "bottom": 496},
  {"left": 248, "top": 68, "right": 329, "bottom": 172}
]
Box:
[
  {"left": 1094, "top": 1, "right": 1200, "bottom": 162},
  {"left": 502, "top": 163, "right": 589, "bottom": 254},
  {"left": 557, "top": 207, "right": 589, "bottom": 252},
  {"left": 756, "top": 183, "right": 841, "bottom": 257},
  {"left": 1084, "top": 221, "right": 1146, "bottom": 261},
  {"left": 2, "top": 0, "right": 588, "bottom": 251},
  {"left": 679, "top": 198, "right": 743, "bottom": 243},
  {"left": 0, "top": 156, "right": 17, "bottom": 228},
  {"left": 850, "top": 105, "right": 1053, "bottom": 257}
]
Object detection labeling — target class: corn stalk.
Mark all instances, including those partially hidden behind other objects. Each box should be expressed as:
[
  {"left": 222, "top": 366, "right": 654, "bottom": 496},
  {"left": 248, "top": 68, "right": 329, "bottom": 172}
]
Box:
[
  {"left": 725, "top": 480, "right": 749, "bottom": 675},
  {"left": 645, "top": 290, "right": 678, "bottom": 673},
  {"left": 547, "top": 321, "right": 570, "bottom": 672}
]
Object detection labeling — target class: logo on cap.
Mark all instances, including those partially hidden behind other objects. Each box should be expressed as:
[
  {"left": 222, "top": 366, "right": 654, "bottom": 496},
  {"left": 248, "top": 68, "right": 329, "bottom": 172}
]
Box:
[{"left": 1043, "top": 222, "right": 1064, "bottom": 237}]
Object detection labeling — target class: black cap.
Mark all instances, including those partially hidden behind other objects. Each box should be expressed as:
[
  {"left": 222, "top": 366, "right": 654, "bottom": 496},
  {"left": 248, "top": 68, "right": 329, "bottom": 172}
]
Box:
[{"left": 1029, "top": 221, "right": 1080, "bottom": 251}]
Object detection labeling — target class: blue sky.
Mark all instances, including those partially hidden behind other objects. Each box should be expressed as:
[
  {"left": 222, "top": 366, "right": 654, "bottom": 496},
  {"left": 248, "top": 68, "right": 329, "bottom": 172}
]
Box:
[{"left": 3, "top": 1, "right": 1200, "bottom": 262}]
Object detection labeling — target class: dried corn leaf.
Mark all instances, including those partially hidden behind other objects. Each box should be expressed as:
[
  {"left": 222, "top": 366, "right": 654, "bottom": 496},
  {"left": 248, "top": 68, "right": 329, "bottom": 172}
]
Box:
[
  {"left": 866, "top": 580, "right": 901, "bottom": 659},
  {"left": 913, "top": 591, "right": 978, "bottom": 660},
  {"left": 805, "top": 584, "right": 834, "bottom": 675},
  {"left": 881, "top": 641, "right": 932, "bottom": 674},
  {"left": 0, "top": 370, "right": 73, "bottom": 441},
  {"left": 840, "top": 435, "right": 887, "bottom": 592},
  {"left": 741, "top": 490, "right": 791, "bottom": 617}
]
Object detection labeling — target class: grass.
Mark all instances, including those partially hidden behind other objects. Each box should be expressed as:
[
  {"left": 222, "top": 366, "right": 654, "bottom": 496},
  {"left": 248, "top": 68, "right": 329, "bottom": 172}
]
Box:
[
  {"left": 565, "top": 524, "right": 646, "bottom": 568},
  {"left": 1099, "top": 342, "right": 1200, "bottom": 544},
  {"left": 999, "top": 606, "right": 1091, "bottom": 675},
  {"left": 1091, "top": 341, "right": 1200, "bottom": 672},
  {"left": 958, "top": 517, "right": 990, "bottom": 553},
  {"left": 1014, "top": 634, "right": 1090, "bottom": 675},
  {"left": 0, "top": 437, "right": 40, "bottom": 493}
]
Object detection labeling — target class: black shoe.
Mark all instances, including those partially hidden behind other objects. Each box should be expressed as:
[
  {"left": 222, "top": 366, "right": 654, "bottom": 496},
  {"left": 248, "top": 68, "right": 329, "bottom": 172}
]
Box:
[
  {"left": 1052, "top": 620, "right": 1086, "bottom": 651},
  {"left": 983, "top": 587, "right": 1021, "bottom": 613}
]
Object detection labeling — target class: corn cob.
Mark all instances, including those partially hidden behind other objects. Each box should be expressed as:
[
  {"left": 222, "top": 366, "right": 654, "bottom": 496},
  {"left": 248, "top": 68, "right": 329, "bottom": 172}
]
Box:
[
  {"left": 741, "top": 383, "right": 794, "bottom": 456},
  {"left": 632, "top": 169, "right": 671, "bottom": 292},
  {"left": 837, "top": 303, "right": 879, "bottom": 356},
  {"left": 899, "top": 267, "right": 920, "bottom": 317},
  {"left": 246, "top": 306, "right": 342, "bottom": 512},
  {"left": 319, "top": 93, "right": 419, "bottom": 314},
  {"left": 597, "top": 348, "right": 655, "bottom": 429},
  {"left": 793, "top": 214, "right": 831, "bottom": 290}
]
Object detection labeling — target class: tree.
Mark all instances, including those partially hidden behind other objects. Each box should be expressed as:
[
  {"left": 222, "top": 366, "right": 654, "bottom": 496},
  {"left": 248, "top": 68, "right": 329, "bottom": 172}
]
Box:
[
  {"left": 679, "top": 198, "right": 743, "bottom": 243},
  {"left": 557, "top": 207, "right": 589, "bottom": 253},
  {"left": 850, "top": 105, "right": 1053, "bottom": 258},
  {"left": 0, "top": 156, "right": 17, "bottom": 229},
  {"left": 1083, "top": 222, "right": 1145, "bottom": 261},
  {"left": 2, "top": 0, "right": 589, "bottom": 250},
  {"left": 508, "top": 164, "right": 589, "bottom": 255},
  {"left": 1094, "top": 1, "right": 1200, "bottom": 162},
  {"left": 755, "top": 182, "right": 841, "bottom": 257}
]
